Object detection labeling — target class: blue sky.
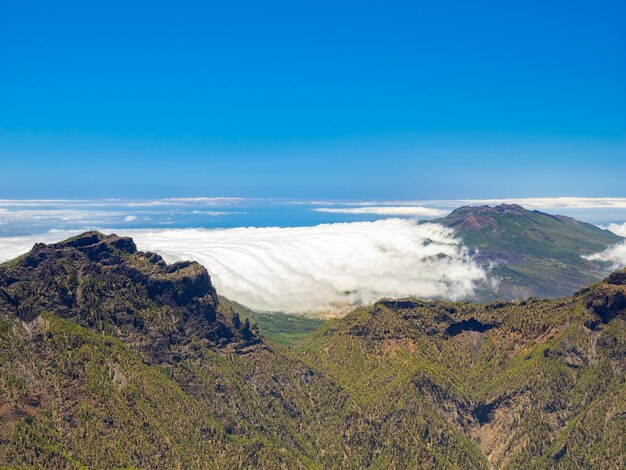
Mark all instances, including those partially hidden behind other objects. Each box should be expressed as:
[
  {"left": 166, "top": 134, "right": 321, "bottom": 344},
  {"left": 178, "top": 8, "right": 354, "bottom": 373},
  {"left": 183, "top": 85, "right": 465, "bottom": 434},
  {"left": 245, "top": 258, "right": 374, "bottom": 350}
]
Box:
[{"left": 1, "top": 0, "right": 625, "bottom": 199}]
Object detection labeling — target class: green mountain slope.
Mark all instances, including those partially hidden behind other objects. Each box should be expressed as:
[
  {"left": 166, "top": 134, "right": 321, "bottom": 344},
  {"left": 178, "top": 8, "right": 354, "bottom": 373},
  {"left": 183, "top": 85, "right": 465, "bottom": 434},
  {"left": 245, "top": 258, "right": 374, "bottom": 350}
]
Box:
[
  {"left": 219, "top": 296, "right": 326, "bottom": 347},
  {"left": 428, "top": 204, "right": 623, "bottom": 299},
  {"left": 1, "top": 232, "right": 625, "bottom": 468},
  {"left": 295, "top": 273, "right": 626, "bottom": 468},
  {"left": 0, "top": 232, "right": 344, "bottom": 468}
]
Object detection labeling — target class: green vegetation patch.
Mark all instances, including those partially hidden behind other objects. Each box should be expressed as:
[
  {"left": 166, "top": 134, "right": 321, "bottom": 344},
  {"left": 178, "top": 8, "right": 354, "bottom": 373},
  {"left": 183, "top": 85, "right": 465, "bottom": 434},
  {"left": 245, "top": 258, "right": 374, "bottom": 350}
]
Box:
[{"left": 219, "top": 296, "right": 325, "bottom": 347}]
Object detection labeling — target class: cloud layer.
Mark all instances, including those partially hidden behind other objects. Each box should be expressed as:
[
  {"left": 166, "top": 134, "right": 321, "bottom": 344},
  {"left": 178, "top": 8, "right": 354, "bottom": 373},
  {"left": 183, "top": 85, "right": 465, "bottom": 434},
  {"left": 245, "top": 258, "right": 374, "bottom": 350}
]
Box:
[
  {"left": 583, "top": 222, "right": 626, "bottom": 268},
  {"left": 0, "top": 221, "right": 487, "bottom": 314},
  {"left": 118, "top": 220, "right": 486, "bottom": 314},
  {"left": 312, "top": 206, "right": 446, "bottom": 217},
  {"left": 431, "top": 197, "right": 626, "bottom": 210},
  {"left": 605, "top": 222, "right": 626, "bottom": 237},
  {"left": 301, "top": 197, "right": 626, "bottom": 210}
]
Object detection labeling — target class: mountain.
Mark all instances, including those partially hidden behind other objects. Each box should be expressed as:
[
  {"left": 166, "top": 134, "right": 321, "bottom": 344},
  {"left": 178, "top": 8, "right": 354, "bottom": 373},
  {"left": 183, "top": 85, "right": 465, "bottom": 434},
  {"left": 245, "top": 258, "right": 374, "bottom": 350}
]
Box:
[
  {"left": 429, "top": 204, "right": 623, "bottom": 299},
  {"left": 295, "top": 271, "right": 626, "bottom": 468},
  {"left": 0, "top": 232, "right": 340, "bottom": 468},
  {"left": 1, "top": 232, "right": 625, "bottom": 468}
]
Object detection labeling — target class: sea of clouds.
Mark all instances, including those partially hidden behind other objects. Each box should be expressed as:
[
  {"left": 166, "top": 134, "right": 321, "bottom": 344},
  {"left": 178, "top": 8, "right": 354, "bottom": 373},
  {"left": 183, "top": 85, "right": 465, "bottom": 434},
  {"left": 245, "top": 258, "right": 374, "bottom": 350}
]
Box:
[
  {"left": 0, "top": 220, "right": 488, "bottom": 315},
  {"left": 583, "top": 222, "right": 626, "bottom": 269},
  {"left": 124, "top": 220, "right": 489, "bottom": 314},
  {"left": 2, "top": 197, "right": 626, "bottom": 315}
]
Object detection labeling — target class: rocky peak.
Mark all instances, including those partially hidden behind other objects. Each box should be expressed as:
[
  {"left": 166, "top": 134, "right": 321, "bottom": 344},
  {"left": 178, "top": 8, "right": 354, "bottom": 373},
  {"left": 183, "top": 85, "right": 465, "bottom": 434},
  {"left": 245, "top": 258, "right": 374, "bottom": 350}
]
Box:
[
  {"left": 581, "top": 268, "right": 626, "bottom": 325},
  {"left": 0, "top": 231, "right": 258, "bottom": 363},
  {"left": 605, "top": 268, "right": 626, "bottom": 286},
  {"left": 41, "top": 230, "right": 136, "bottom": 254},
  {"left": 443, "top": 204, "right": 529, "bottom": 230},
  {"left": 441, "top": 205, "right": 502, "bottom": 231},
  {"left": 449, "top": 203, "right": 525, "bottom": 215}
]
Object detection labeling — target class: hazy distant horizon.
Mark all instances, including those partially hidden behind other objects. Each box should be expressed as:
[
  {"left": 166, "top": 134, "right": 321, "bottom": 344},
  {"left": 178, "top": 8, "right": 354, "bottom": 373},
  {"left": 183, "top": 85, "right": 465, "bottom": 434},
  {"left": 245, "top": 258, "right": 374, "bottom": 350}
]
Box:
[
  {"left": 2, "top": 196, "right": 625, "bottom": 314},
  {"left": 1, "top": 196, "right": 626, "bottom": 238}
]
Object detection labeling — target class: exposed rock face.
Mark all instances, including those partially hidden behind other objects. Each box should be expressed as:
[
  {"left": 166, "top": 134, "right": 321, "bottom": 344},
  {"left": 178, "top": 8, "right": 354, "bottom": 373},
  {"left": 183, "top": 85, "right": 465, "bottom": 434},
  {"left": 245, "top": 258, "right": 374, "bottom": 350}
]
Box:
[
  {"left": 583, "top": 269, "right": 626, "bottom": 325},
  {"left": 0, "top": 231, "right": 256, "bottom": 363}
]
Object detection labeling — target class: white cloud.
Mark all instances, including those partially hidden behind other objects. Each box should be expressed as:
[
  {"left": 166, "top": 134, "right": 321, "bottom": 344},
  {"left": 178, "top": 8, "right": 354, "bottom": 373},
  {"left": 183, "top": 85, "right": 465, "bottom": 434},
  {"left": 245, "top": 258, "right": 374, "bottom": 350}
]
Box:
[
  {"left": 312, "top": 206, "right": 446, "bottom": 217},
  {"left": 605, "top": 222, "right": 626, "bottom": 237},
  {"left": 0, "top": 230, "right": 82, "bottom": 261},
  {"left": 162, "top": 197, "right": 247, "bottom": 205},
  {"left": 116, "top": 220, "right": 487, "bottom": 314},
  {"left": 0, "top": 197, "right": 248, "bottom": 208},
  {"left": 0, "top": 208, "right": 122, "bottom": 225},
  {"left": 0, "top": 199, "right": 93, "bottom": 207},
  {"left": 299, "top": 197, "right": 626, "bottom": 210},
  {"left": 444, "top": 197, "right": 626, "bottom": 210},
  {"left": 1, "top": 196, "right": 625, "bottom": 211},
  {"left": 0, "top": 200, "right": 244, "bottom": 232},
  {"left": 0, "top": 222, "right": 487, "bottom": 315},
  {"left": 584, "top": 243, "right": 626, "bottom": 269},
  {"left": 583, "top": 222, "right": 626, "bottom": 268},
  {"left": 190, "top": 210, "right": 234, "bottom": 216}
]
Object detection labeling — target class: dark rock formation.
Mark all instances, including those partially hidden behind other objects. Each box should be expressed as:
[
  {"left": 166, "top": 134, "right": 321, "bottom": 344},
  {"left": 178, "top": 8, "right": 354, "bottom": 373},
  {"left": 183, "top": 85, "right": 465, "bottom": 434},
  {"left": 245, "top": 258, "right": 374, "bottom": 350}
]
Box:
[
  {"left": 583, "top": 268, "right": 626, "bottom": 324},
  {"left": 0, "top": 231, "right": 257, "bottom": 364},
  {"left": 445, "top": 318, "right": 496, "bottom": 336}
]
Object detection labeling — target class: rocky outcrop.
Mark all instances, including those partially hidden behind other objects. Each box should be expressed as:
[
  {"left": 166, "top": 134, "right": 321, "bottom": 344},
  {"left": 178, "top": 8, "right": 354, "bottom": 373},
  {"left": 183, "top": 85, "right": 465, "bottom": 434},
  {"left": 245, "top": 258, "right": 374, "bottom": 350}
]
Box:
[
  {"left": 0, "top": 231, "right": 257, "bottom": 363},
  {"left": 582, "top": 268, "right": 626, "bottom": 325}
]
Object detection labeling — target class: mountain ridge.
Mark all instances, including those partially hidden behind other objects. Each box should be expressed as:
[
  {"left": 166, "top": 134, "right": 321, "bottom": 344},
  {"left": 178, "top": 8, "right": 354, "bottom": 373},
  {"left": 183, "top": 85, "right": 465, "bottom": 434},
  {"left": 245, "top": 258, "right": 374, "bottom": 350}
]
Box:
[
  {"left": 0, "top": 231, "right": 258, "bottom": 363},
  {"left": 0, "top": 232, "right": 625, "bottom": 468},
  {"left": 294, "top": 269, "right": 626, "bottom": 467}
]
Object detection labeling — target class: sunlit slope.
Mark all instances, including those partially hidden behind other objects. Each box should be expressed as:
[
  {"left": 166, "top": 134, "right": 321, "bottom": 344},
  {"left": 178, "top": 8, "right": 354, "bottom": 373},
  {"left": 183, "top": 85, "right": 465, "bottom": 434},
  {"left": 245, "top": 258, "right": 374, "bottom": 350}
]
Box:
[
  {"left": 0, "top": 232, "right": 343, "bottom": 468},
  {"left": 1, "top": 232, "right": 624, "bottom": 468},
  {"left": 295, "top": 271, "right": 626, "bottom": 468},
  {"left": 429, "top": 204, "right": 623, "bottom": 299},
  {"left": 219, "top": 296, "right": 325, "bottom": 347}
]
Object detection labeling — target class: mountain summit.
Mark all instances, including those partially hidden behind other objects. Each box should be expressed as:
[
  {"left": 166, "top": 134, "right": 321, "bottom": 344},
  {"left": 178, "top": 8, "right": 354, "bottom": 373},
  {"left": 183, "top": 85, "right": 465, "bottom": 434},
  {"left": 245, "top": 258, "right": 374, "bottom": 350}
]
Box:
[
  {"left": 429, "top": 204, "right": 622, "bottom": 299},
  {"left": 0, "top": 231, "right": 257, "bottom": 364}
]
